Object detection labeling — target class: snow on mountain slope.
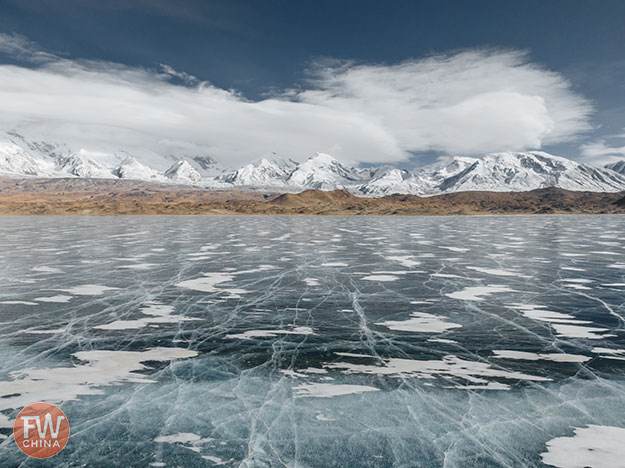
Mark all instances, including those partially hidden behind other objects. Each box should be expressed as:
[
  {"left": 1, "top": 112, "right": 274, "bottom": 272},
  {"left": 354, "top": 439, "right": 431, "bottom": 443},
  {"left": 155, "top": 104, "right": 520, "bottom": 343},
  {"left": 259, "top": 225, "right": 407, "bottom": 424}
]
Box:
[
  {"left": 54, "top": 154, "right": 114, "bottom": 178},
  {"left": 188, "top": 155, "right": 225, "bottom": 177},
  {"left": 358, "top": 168, "right": 431, "bottom": 196},
  {"left": 2, "top": 131, "right": 625, "bottom": 194},
  {"left": 220, "top": 155, "right": 296, "bottom": 186},
  {"left": 286, "top": 153, "right": 367, "bottom": 189},
  {"left": 112, "top": 156, "right": 166, "bottom": 182},
  {"left": 432, "top": 152, "right": 625, "bottom": 193},
  {"left": 164, "top": 160, "right": 202, "bottom": 183},
  {"left": 606, "top": 160, "right": 625, "bottom": 175},
  {"left": 0, "top": 140, "right": 51, "bottom": 176}
]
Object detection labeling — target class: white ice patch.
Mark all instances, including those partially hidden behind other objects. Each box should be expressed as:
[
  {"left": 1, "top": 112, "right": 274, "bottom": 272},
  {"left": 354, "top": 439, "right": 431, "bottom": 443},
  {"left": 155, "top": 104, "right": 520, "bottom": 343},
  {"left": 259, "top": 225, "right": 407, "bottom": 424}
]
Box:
[
  {"left": 551, "top": 324, "right": 614, "bottom": 340},
  {"left": 491, "top": 350, "right": 590, "bottom": 363},
  {"left": 0, "top": 347, "right": 198, "bottom": 428},
  {"left": 591, "top": 347, "right": 625, "bottom": 361},
  {"left": 57, "top": 284, "right": 119, "bottom": 296},
  {"left": 428, "top": 338, "right": 457, "bottom": 344},
  {"left": 226, "top": 326, "right": 314, "bottom": 340},
  {"left": 541, "top": 425, "right": 625, "bottom": 468},
  {"left": 154, "top": 432, "right": 208, "bottom": 444},
  {"left": 508, "top": 303, "right": 582, "bottom": 323},
  {"left": 304, "top": 278, "right": 320, "bottom": 287},
  {"left": 321, "top": 262, "right": 348, "bottom": 267},
  {"left": 385, "top": 256, "right": 420, "bottom": 268},
  {"left": 508, "top": 303, "right": 611, "bottom": 339},
  {"left": 31, "top": 266, "right": 62, "bottom": 273},
  {"left": 95, "top": 302, "right": 199, "bottom": 330},
  {"left": 119, "top": 263, "right": 157, "bottom": 270},
  {"left": 361, "top": 274, "right": 399, "bottom": 282},
  {"left": 202, "top": 455, "right": 227, "bottom": 465},
  {"left": 154, "top": 432, "right": 214, "bottom": 455},
  {"left": 377, "top": 312, "right": 461, "bottom": 333},
  {"left": 466, "top": 266, "right": 525, "bottom": 277},
  {"left": 200, "top": 244, "right": 221, "bottom": 251},
  {"left": 439, "top": 246, "right": 469, "bottom": 253},
  {"left": 0, "top": 300, "right": 38, "bottom": 305},
  {"left": 22, "top": 327, "right": 67, "bottom": 335},
  {"left": 34, "top": 295, "right": 73, "bottom": 303},
  {"left": 293, "top": 383, "right": 380, "bottom": 398},
  {"left": 446, "top": 285, "right": 514, "bottom": 301},
  {"left": 325, "top": 354, "right": 549, "bottom": 388},
  {"left": 176, "top": 273, "right": 241, "bottom": 296}
]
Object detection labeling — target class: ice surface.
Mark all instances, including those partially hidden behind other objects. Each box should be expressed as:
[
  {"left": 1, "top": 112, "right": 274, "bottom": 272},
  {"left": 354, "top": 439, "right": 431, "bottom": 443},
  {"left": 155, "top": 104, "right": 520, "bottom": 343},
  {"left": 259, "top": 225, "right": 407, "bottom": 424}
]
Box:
[{"left": 0, "top": 215, "right": 624, "bottom": 466}]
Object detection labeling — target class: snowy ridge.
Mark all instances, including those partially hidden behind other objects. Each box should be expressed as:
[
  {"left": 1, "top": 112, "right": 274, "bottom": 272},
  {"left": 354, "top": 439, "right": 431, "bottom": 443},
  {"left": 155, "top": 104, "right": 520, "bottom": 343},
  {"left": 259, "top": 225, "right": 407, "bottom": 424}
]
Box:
[
  {"left": 606, "top": 160, "right": 625, "bottom": 175},
  {"left": 2, "top": 132, "right": 625, "bottom": 195},
  {"left": 164, "top": 160, "right": 202, "bottom": 183},
  {"left": 285, "top": 153, "right": 368, "bottom": 189},
  {"left": 219, "top": 155, "right": 297, "bottom": 186}
]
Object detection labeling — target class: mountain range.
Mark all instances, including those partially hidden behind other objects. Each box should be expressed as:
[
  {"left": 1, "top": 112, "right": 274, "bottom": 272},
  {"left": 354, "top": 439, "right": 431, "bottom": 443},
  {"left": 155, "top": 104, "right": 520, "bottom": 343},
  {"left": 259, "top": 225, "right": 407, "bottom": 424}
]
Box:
[{"left": 2, "top": 131, "right": 625, "bottom": 196}]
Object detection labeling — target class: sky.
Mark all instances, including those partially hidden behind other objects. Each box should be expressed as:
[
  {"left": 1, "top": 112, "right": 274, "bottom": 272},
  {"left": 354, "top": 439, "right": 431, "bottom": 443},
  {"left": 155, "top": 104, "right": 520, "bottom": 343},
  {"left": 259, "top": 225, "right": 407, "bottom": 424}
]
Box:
[{"left": 1, "top": 0, "right": 625, "bottom": 168}]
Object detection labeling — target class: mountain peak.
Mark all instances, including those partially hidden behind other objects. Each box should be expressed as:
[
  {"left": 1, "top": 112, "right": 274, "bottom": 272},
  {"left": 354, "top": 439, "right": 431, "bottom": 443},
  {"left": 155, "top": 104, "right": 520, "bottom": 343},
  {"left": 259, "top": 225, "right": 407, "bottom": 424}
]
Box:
[
  {"left": 113, "top": 156, "right": 164, "bottom": 181},
  {"left": 164, "top": 160, "right": 202, "bottom": 183}
]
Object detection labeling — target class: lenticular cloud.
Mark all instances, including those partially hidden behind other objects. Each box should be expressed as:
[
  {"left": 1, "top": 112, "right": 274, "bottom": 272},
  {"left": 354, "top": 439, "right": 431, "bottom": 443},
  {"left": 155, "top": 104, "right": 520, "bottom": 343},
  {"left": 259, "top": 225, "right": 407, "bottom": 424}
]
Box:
[{"left": 0, "top": 33, "right": 592, "bottom": 166}]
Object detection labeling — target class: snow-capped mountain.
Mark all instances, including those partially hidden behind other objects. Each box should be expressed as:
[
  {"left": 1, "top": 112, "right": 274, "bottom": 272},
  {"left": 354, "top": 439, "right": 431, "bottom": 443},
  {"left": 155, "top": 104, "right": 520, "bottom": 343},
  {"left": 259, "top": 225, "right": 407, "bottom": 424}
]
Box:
[
  {"left": 0, "top": 140, "right": 49, "bottom": 175},
  {"left": 2, "top": 131, "right": 625, "bottom": 196},
  {"left": 606, "top": 160, "right": 625, "bottom": 175},
  {"left": 112, "top": 156, "right": 165, "bottom": 181},
  {"left": 188, "top": 155, "right": 225, "bottom": 177},
  {"left": 164, "top": 160, "right": 202, "bottom": 183},
  {"left": 219, "top": 155, "right": 296, "bottom": 186},
  {"left": 427, "top": 152, "right": 625, "bottom": 194},
  {"left": 285, "top": 153, "right": 368, "bottom": 189},
  {"left": 358, "top": 168, "right": 431, "bottom": 196},
  {"left": 54, "top": 154, "right": 114, "bottom": 179}
]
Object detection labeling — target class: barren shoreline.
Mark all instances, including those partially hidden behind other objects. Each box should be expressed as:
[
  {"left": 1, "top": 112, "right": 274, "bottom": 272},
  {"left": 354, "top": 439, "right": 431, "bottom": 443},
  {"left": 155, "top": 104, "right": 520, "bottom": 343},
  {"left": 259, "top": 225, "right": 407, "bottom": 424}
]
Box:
[{"left": 0, "top": 177, "right": 624, "bottom": 216}]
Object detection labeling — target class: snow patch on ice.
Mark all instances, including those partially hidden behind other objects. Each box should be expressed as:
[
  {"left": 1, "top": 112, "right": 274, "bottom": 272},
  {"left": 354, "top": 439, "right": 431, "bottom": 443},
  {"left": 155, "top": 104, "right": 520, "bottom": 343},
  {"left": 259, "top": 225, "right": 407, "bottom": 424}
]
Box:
[
  {"left": 57, "top": 284, "right": 119, "bottom": 296},
  {"left": 377, "top": 312, "right": 461, "bottom": 333},
  {"left": 446, "top": 285, "right": 514, "bottom": 301},
  {"left": 541, "top": 425, "right": 625, "bottom": 468},
  {"left": 492, "top": 350, "right": 590, "bottom": 363},
  {"left": 293, "top": 383, "right": 380, "bottom": 398},
  {"left": 226, "top": 326, "right": 314, "bottom": 340},
  {"left": 0, "top": 347, "right": 198, "bottom": 428}
]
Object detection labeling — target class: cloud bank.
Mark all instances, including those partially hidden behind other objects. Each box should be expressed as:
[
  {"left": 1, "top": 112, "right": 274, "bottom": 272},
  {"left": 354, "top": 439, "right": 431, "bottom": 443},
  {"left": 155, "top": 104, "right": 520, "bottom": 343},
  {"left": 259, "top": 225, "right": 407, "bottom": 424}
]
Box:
[
  {"left": 0, "top": 33, "right": 593, "bottom": 167},
  {"left": 580, "top": 132, "right": 625, "bottom": 165}
]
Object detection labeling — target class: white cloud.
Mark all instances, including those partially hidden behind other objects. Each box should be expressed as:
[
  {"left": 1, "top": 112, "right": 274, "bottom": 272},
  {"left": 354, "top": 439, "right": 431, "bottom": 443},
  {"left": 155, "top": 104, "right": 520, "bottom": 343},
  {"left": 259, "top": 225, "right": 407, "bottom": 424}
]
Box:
[
  {"left": 0, "top": 33, "right": 593, "bottom": 168},
  {"left": 580, "top": 133, "right": 625, "bottom": 165},
  {"left": 297, "top": 51, "right": 593, "bottom": 155}
]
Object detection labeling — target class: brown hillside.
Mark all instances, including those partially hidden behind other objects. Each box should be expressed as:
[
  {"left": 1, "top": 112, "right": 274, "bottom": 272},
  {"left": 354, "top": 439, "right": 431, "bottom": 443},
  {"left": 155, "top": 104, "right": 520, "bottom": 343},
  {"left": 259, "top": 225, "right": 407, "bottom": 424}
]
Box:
[
  {"left": 0, "top": 177, "right": 624, "bottom": 215},
  {"left": 270, "top": 189, "right": 357, "bottom": 207}
]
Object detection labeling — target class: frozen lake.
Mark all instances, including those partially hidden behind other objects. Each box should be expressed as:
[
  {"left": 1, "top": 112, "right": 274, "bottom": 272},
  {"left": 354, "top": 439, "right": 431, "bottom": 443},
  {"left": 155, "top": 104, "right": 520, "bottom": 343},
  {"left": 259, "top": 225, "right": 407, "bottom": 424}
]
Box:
[{"left": 1, "top": 215, "right": 624, "bottom": 467}]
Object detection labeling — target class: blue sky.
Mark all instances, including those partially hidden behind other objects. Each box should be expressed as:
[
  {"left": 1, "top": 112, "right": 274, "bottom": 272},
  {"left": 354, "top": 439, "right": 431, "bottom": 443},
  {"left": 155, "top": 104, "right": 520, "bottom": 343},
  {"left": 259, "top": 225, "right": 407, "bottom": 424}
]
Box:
[{"left": 1, "top": 0, "right": 624, "bottom": 167}]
